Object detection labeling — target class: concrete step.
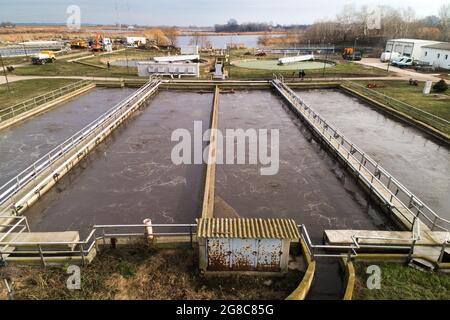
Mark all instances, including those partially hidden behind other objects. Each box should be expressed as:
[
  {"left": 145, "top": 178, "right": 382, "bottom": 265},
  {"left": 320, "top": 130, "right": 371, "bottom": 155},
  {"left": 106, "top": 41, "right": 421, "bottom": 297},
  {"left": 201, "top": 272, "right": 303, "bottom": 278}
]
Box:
[
  {"left": 409, "top": 258, "right": 435, "bottom": 272},
  {"left": 0, "top": 231, "right": 80, "bottom": 252}
]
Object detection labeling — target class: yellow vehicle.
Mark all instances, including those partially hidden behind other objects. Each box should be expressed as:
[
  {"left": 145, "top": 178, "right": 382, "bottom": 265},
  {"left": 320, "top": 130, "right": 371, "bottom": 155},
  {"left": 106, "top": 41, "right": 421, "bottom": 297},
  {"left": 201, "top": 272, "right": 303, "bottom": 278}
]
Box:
[
  {"left": 70, "top": 39, "right": 89, "bottom": 49},
  {"left": 31, "top": 51, "right": 56, "bottom": 65}
]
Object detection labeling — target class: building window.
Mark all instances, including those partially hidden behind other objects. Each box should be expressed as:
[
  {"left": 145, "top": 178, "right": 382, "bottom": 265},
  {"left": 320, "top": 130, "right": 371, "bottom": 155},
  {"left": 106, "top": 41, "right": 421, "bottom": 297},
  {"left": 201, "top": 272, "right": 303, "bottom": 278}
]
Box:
[
  {"left": 437, "top": 53, "right": 441, "bottom": 58},
  {"left": 446, "top": 55, "right": 449, "bottom": 60},
  {"left": 425, "top": 51, "right": 428, "bottom": 56}
]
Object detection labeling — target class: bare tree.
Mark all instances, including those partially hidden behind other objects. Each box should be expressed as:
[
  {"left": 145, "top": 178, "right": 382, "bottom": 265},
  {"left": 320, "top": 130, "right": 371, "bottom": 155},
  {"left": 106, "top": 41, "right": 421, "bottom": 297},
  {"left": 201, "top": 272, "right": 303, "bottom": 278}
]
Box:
[
  {"left": 165, "top": 28, "right": 179, "bottom": 46},
  {"left": 439, "top": 4, "right": 450, "bottom": 41}
]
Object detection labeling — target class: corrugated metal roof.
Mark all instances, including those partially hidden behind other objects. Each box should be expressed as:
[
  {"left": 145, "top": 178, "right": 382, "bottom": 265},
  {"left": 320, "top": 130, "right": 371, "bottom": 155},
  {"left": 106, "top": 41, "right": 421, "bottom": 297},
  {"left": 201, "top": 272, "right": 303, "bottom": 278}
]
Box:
[{"left": 197, "top": 218, "right": 300, "bottom": 240}]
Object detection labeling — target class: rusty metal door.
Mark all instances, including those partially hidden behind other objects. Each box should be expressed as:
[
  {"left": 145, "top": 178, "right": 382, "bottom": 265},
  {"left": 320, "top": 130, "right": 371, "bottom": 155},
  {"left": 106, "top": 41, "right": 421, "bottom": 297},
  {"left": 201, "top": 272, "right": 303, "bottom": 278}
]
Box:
[
  {"left": 230, "top": 239, "right": 258, "bottom": 271},
  {"left": 256, "top": 239, "right": 282, "bottom": 271},
  {"left": 207, "top": 238, "right": 231, "bottom": 271}
]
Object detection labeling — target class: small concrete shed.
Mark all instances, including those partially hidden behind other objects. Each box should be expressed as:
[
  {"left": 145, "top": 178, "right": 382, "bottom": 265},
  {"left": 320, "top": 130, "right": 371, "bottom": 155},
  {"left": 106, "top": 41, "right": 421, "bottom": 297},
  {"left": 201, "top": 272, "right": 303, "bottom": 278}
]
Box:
[{"left": 197, "top": 218, "right": 300, "bottom": 273}]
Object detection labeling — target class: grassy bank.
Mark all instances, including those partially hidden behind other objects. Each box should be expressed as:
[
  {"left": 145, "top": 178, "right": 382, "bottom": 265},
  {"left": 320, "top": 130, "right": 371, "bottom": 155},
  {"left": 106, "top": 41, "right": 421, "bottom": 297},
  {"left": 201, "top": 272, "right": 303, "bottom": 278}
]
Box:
[
  {"left": 12, "top": 60, "right": 135, "bottom": 78},
  {"left": 226, "top": 50, "right": 389, "bottom": 79},
  {"left": 354, "top": 263, "right": 450, "bottom": 300},
  {"left": 356, "top": 80, "right": 450, "bottom": 121},
  {"left": 0, "top": 246, "right": 302, "bottom": 300},
  {"left": 0, "top": 78, "right": 77, "bottom": 110}
]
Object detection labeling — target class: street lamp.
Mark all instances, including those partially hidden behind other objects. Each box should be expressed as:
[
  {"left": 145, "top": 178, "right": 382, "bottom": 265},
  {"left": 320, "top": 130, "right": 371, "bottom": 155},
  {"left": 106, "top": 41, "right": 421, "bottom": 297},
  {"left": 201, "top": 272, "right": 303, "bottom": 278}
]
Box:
[
  {"left": 353, "top": 37, "right": 358, "bottom": 60},
  {"left": 323, "top": 42, "right": 330, "bottom": 78},
  {"left": 387, "top": 40, "right": 395, "bottom": 73}
]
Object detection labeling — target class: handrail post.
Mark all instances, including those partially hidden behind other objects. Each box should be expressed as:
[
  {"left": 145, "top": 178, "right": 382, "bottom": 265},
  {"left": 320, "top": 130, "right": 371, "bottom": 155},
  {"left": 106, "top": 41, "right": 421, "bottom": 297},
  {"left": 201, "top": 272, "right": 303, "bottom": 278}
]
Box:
[
  {"left": 38, "top": 244, "right": 46, "bottom": 267},
  {"left": 438, "top": 241, "right": 447, "bottom": 263},
  {"left": 79, "top": 243, "right": 85, "bottom": 266}
]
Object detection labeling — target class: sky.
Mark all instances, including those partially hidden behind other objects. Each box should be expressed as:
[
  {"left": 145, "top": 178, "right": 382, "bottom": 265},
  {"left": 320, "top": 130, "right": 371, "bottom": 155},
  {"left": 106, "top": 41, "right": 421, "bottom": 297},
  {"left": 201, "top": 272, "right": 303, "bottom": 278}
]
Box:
[{"left": 0, "top": 0, "right": 448, "bottom": 26}]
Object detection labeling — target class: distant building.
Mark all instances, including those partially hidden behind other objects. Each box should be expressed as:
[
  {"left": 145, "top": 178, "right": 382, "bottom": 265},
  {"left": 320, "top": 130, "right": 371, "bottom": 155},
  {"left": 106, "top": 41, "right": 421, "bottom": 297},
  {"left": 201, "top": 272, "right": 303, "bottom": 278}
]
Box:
[
  {"left": 137, "top": 61, "right": 199, "bottom": 78},
  {"left": 420, "top": 42, "right": 450, "bottom": 70},
  {"left": 126, "top": 37, "right": 147, "bottom": 46},
  {"left": 180, "top": 45, "right": 198, "bottom": 55},
  {"left": 153, "top": 54, "right": 199, "bottom": 63},
  {"left": 385, "top": 39, "right": 441, "bottom": 60}
]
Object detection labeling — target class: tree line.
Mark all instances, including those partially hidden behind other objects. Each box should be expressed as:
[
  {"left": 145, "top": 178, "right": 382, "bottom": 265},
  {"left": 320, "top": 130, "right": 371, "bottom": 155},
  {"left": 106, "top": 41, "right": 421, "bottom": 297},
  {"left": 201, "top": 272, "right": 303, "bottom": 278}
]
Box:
[{"left": 304, "top": 4, "right": 450, "bottom": 46}]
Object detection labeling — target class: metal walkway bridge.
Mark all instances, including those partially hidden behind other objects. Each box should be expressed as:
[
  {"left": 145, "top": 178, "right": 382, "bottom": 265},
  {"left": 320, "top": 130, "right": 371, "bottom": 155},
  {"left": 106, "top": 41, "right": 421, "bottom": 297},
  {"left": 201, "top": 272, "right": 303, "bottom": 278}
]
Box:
[{"left": 0, "top": 76, "right": 161, "bottom": 221}]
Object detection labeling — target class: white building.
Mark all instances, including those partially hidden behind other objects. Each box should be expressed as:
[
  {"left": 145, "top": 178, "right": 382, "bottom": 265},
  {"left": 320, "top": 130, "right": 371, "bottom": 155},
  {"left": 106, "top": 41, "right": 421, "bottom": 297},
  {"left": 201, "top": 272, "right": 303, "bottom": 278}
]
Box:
[
  {"left": 137, "top": 61, "right": 199, "bottom": 78},
  {"left": 420, "top": 42, "right": 450, "bottom": 70},
  {"left": 385, "top": 39, "right": 441, "bottom": 60},
  {"left": 153, "top": 54, "right": 199, "bottom": 63},
  {"left": 126, "top": 37, "right": 147, "bottom": 45},
  {"left": 180, "top": 45, "right": 198, "bottom": 55}
]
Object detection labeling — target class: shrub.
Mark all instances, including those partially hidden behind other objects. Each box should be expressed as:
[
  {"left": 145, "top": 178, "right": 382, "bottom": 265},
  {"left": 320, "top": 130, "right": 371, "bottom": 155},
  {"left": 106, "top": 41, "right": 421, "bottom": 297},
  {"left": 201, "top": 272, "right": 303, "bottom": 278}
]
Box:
[{"left": 432, "top": 80, "right": 449, "bottom": 93}]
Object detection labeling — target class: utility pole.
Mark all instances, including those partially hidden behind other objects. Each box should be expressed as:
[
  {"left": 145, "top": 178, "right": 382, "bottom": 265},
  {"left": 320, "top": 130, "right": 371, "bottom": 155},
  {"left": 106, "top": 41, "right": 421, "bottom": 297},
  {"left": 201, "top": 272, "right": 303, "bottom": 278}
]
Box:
[
  {"left": 0, "top": 54, "right": 11, "bottom": 94},
  {"left": 353, "top": 37, "right": 358, "bottom": 60},
  {"left": 124, "top": 48, "right": 130, "bottom": 75},
  {"left": 387, "top": 40, "right": 395, "bottom": 73},
  {"left": 323, "top": 43, "right": 330, "bottom": 78}
]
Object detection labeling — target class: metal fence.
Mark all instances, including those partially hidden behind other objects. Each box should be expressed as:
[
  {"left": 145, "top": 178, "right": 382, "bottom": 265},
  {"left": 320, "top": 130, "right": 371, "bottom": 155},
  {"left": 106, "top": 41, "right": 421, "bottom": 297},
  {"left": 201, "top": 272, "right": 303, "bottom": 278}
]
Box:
[
  {"left": 0, "top": 76, "right": 161, "bottom": 215},
  {"left": 0, "top": 222, "right": 197, "bottom": 266},
  {"left": 297, "top": 224, "right": 438, "bottom": 263},
  {"left": 272, "top": 78, "right": 449, "bottom": 233},
  {"left": 0, "top": 80, "right": 93, "bottom": 123},
  {"left": 342, "top": 81, "right": 450, "bottom": 135}
]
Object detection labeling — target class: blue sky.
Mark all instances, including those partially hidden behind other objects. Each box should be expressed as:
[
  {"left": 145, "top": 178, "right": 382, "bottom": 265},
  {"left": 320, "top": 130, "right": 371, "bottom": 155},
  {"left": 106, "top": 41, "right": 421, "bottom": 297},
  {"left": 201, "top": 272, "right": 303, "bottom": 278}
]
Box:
[{"left": 0, "top": 0, "right": 447, "bottom": 26}]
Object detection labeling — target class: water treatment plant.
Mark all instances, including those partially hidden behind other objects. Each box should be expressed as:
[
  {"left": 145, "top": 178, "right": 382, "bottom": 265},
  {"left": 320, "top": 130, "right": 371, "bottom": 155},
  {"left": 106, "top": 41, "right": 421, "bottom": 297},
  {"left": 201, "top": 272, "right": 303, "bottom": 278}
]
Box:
[{"left": 0, "top": 0, "right": 449, "bottom": 305}]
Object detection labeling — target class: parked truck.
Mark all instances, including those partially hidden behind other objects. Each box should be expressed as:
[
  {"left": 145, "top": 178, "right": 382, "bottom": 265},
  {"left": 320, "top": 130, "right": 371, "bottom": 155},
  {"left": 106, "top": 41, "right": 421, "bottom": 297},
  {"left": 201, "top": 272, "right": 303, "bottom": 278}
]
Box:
[
  {"left": 31, "top": 51, "right": 56, "bottom": 65},
  {"left": 342, "top": 48, "right": 362, "bottom": 61}
]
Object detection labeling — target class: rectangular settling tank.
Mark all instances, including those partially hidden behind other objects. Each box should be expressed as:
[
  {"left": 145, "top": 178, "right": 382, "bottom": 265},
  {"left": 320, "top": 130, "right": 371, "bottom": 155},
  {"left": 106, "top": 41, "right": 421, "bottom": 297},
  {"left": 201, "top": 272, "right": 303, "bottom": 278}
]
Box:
[
  {"left": 214, "top": 90, "right": 395, "bottom": 241},
  {"left": 23, "top": 91, "right": 213, "bottom": 236},
  {"left": 0, "top": 88, "right": 136, "bottom": 186},
  {"left": 295, "top": 89, "right": 450, "bottom": 219}
]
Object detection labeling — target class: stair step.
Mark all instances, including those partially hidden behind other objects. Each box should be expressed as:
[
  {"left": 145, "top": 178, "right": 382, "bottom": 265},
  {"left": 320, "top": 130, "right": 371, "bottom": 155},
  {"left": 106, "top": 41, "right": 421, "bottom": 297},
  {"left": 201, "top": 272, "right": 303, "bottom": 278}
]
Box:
[{"left": 409, "top": 258, "right": 435, "bottom": 272}]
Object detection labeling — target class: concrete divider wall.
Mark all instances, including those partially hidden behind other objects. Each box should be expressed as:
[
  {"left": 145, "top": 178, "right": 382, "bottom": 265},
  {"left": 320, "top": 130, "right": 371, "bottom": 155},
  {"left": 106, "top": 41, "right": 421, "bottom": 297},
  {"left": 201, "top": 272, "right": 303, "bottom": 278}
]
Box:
[{"left": 201, "top": 86, "right": 220, "bottom": 219}]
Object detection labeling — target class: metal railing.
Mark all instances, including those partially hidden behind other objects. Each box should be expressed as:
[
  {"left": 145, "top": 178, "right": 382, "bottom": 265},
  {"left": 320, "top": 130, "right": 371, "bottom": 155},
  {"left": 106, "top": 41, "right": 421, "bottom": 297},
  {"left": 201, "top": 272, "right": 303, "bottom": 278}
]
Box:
[
  {"left": 0, "top": 221, "right": 197, "bottom": 266},
  {"left": 298, "top": 224, "right": 422, "bottom": 262},
  {"left": 0, "top": 80, "right": 93, "bottom": 123},
  {"left": 272, "top": 78, "right": 449, "bottom": 233},
  {"left": 0, "top": 76, "right": 161, "bottom": 214},
  {"left": 342, "top": 81, "right": 450, "bottom": 135}
]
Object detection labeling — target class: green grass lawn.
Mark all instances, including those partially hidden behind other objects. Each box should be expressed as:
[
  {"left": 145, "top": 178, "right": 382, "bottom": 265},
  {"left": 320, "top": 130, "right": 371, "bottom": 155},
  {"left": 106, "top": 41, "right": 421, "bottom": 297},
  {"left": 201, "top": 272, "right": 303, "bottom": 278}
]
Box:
[
  {"left": 354, "top": 263, "right": 450, "bottom": 300},
  {"left": 12, "top": 60, "right": 136, "bottom": 78},
  {"left": 0, "top": 78, "right": 77, "bottom": 110},
  {"left": 357, "top": 80, "right": 450, "bottom": 121}
]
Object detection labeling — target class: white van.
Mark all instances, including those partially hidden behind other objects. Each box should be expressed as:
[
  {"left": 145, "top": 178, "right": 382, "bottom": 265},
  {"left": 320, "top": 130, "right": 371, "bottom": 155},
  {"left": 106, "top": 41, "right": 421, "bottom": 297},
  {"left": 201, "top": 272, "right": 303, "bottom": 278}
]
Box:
[
  {"left": 380, "top": 52, "right": 401, "bottom": 62},
  {"left": 392, "top": 57, "right": 414, "bottom": 68}
]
